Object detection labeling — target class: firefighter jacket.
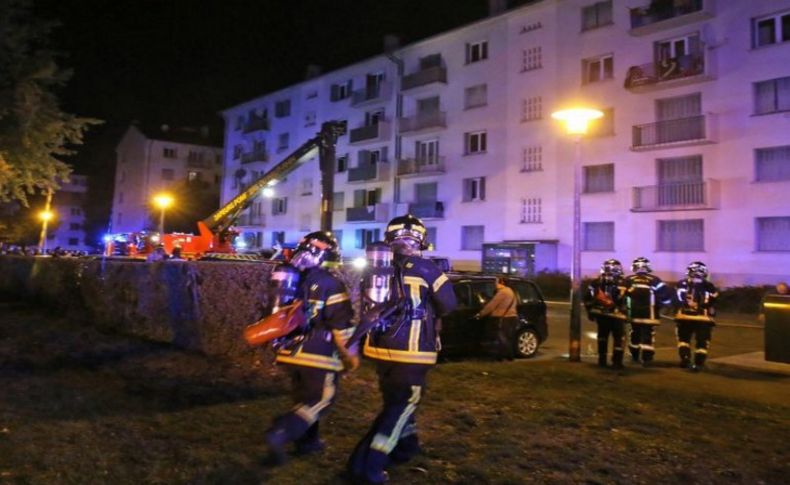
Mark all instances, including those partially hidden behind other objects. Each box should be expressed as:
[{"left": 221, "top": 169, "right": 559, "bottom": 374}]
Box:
[
  {"left": 363, "top": 255, "right": 458, "bottom": 365},
  {"left": 675, "top": 278, "right": 719, "bottom": 324},
  {"left": 275, "top": 266, "right": 354, "bottom": 371},
  {"left": 583, "top": 277, "right": 626, "bottom": 320},
  {"left": 622, "top": 273, "right": 672, "bottom": 325}
]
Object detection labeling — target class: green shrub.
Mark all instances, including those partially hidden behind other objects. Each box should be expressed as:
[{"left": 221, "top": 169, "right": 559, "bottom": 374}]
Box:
[
  {"left": 534, "top": 270, "right": 571, "bottom": 300},
  {"left": 716, "top": 286, "right": 769, "bottom": 314}
]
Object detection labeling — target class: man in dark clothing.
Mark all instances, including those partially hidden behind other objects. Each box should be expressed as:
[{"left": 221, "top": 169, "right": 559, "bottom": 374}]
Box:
[
  {"left": 475, "top": 276, "right": 519, "bottom": 360},
  {"left": 584, "top": 259, "right": 627, "bottom": 369},
  {"left": 674, "top": 261, "right": 719, "bottom": 371},
  {"left": 622, "top": 257, "right": 672, "bottom": 367}
]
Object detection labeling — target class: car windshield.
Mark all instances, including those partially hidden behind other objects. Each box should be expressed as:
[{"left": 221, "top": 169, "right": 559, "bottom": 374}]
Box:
[{"left": 509, "top": 281, "right": 541, "bottom": 303}]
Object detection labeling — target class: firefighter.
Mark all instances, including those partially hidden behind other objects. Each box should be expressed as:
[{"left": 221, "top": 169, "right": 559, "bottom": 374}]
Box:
[
  {"left": 675, "top": 261, "right": 719, "bottom": 371},
  {"left": 264, "top": 231, "right": 355, "bottom": 465},
  {"left": 346, "top": 214, "right": 457, "bottom": 485},
  {"left": 583, "top": 259, "right": 627, "bottom": 369},
  {"left": 622, "top": 257, "right": 672, "bottom": 367}
]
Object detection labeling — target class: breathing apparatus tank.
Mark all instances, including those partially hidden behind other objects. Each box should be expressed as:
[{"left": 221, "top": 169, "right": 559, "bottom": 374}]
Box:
[
  {"left": 361, "top": 242, "right": 395, "bottom": 309},
  {"left": 269, "top": 263, "right": 301, "bottom": 312}
]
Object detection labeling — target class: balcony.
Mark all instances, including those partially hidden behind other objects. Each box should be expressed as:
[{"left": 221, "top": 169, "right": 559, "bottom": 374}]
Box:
[
  {"left": 631, "top": 114, "right": 717, "bottom": 151},
  {"left": 242, "top": 115, "right": 269, "bottom": 133},
  {"left": 629, "top": 0, "right": 714, "bottom": 36},
  {"left": 398, "top": 111, "right": 447, "bottom": 134},
  {"left": 346, "top": 203, "right": 390, "bottom": 223},
  {"left": 406, "top": 200, "right": 445, "bottom": 220},
  {"left": 235, "top": 213, "right": 266, "bottom": 226},
  {"left": 351, "top": 82, "right": 392, "bottom": 107},
  {"left": 631, "top": 180, "right": 720, "bottom": 212},
  {"left": 397, "top": 157, "right": 446, "bottom": 178},
  {"left": 349, "top": 121, "right": 391, "bottom": 144},
  {"left": 347, "top": 161, "right": 390, "bottom": 183},
  {"left": 241, "top": 150, "right": 268, "bottom": 164},
  {"left": 401, "top": 66, "right": 447, "bottom": 91},
  {"left": 624, "top": 49, "right": 712, "bottom": 93}
]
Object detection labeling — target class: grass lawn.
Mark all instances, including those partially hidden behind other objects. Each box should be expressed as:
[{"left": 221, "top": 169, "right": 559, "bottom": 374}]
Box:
[{"left": 1, "top": 301, "right": 788, "bottom": 484}]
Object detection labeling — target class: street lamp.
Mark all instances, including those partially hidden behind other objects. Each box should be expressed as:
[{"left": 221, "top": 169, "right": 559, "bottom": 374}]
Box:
[
  {"left": 153, "top": 193, "right": 174, "bottom": 235},
  {"left": 551, "top": 107, "right": 603, "bottom": 362},
  {"left": 38, "top": 209, "right": 54, "bottom": 253}
]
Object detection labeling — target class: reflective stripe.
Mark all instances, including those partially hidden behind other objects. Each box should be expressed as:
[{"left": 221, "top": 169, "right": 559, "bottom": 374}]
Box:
[
  {"left": 363, "top": 341, "right": 437, "bottom": 365},
  {"left": 294, "top": 372, "right": 336, "bottom": 425},
  {"left": 641, "top": 345, "right": 655, "bottom": 351},
  {"left": 371, "top": 385, "right": 421, "bottom": 453},
  {"left": 678, "top": 342, "right": 691, "bottom": 348},
  {"left": 276, "top": 350, "right": 343, "bottom": 371},
  {"left": 695, "top": 348, "right": 708, "bottom": 354},
  {"left": 326, "top": 293, "right": 350, "bottom": 306},
  {"left": 631, "top": 318, "right": 661, "bottom": 325},
  {"left": 432, "top": 273, "right": 449, "bottom": 293},
  {"left": 675, "top": 313, "right": 715, "bottom": 323},
  {"left": 408, "top": 319, "right": 421, "bottom": 352}
]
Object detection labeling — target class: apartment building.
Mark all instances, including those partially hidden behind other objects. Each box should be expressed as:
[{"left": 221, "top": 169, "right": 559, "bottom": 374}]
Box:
[
  {"left": 220, "top": 0, "right": 790, "bottom": 286},
  {"left": 111, "top": 123, "right": 223, "bottom": 233},
  {"left": 48, "top": 174, "right": 90, "bottom": 251}
]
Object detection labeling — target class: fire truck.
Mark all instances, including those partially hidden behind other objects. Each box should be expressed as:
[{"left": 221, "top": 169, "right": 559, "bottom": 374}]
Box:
[{"left": 105, "top": 121, "right": 346, "bottom": 259}]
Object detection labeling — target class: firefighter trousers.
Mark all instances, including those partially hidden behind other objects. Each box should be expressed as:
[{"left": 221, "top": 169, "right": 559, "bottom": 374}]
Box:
[
  {"left": 347, "top": 362, "right": 429, "bottom": 484},
  {"left": 676, "top": 321, "right": 713, "bottom": 367},
  {"left": 265, "top": 365, "right": 338, "bottom": 453},
  {"left": 595, "top": 316, "right": 625, "bottom": 366},
  {"left": 629, "top": 323, "right": 657, "bottom": 362}
]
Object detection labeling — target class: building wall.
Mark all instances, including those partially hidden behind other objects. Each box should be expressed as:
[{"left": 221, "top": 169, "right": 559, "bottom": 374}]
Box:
[
  {"left": 220, "top": 0, "right": 790, "bottom": 286},
  {"left": 49, "top": 175, "right": 90, "bottom": 251}
]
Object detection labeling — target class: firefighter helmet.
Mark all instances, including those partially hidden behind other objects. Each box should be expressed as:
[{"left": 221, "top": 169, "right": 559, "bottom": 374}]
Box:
[
  {"left": 385, "top": 214, "right": 429, "bottom": 255},
  {"left": 290, "top": 231, "right": 340, "bottom": 270},
  {"left": 686, "top": 261, "right": 708, "bottom": 280},
  {"left": 600, "top": 259, "right": 623, "bottom": 280},
  {"left": 631, "top": 256, "right": 652, "bottom": 273}
]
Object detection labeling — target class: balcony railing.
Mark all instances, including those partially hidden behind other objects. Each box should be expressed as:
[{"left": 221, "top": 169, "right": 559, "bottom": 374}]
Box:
[
  {"left": 397, "top": 157, "right": 446, "bottom": 177},
  {"left": 631, "top": 114, "right": 716, "bottom": 150},
  {"left": 629, "top": 0, "right": 713, "bottom": 35},
  {"left": 349, "top": 121, "right": 389, "bottom": 144},
  {"left": 351, "top": 82, "right": 392, "bottom": 107},
  {"left": 398, "top": 111, "right": 447, "bottom": 133},
  {"left": 242, "top": 116, "right": 269, "bottom": 133},
  {"left": 624, "top": 50, "right": 708, "bottom": 92},
  {"left": 346, "top": 203, "right": 389, "bottom": 223},
  {"left": 348, "top": 161, "right": 389, "bottom": 183},
  {"left": 235, "top": 213, "right": 266, "bottom": 226},
  {"left": 241, "top": 150, "right": 268, "bottom": 164},
  {"left": 631, "top": 180, "right": 719, "bottom": 212},
  {"left": 408, "top": 201, "right": 445, "bottom": 219},
  {"left": 401, "top": 66, "right": 447, "bottom": 91}
]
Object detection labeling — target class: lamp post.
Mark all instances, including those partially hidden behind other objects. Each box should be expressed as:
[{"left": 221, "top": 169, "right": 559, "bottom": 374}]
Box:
[
  {"left": 551, "top": 107, "right": 603, "bottom": 362},
  {"left": 37, "top": 188, "right": 54, "bottom": 253},
  {"left": 153, "top": 193, "right": 174, "bottom": 235}
]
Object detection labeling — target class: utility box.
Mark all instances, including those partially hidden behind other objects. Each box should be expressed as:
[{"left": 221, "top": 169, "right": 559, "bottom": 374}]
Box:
[{"left": 764, "top": 294, "right": 790, "bottom": 364}]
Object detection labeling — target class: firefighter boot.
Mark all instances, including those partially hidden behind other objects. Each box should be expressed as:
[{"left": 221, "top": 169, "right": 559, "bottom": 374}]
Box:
[
  {"left": 693, "top": 349, "right": 707, "bottom": 372},
  {"left": 678, "top": 345, "right": 692, "bottom": 368},
  {"left": 612, "top": 350, "right": 624, "bottom": 370},
  {"left": 597, "top": 339, "right": 608, "bottom": 367}
]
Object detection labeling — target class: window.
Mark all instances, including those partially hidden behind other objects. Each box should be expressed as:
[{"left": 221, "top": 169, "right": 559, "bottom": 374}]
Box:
[
  {"left": 332, "top": 230, "right": 343, "bottom": 249},
  {"left": 584, "top": 222, "right": 614, "bottom": 251},
  {"left": 163, "top": 147, "right": 177, "bottom": 158},
  {"left": 278, "top": 133, "right": 290, "bottom": 151},
  {"left": 521, "top": 198, "right": 542, "bottom": 223},
  {"left": 272, "top": 197, "right": 288, "bottom": 215},
  {"left": 466, "top": 40, "right": 488, "bottom": 64},
  {"left": 187, "top": 171, "right": 200, "bottom": 182},
  {"left": 588, "top": 108, "right": 614, "bottom": 136},
  {"left": 754, "top": 76, "right": 790, "bottom": 114},
  {"left": 521, "top": 47, "right": 542, "bottom": 72},
  {"left": 69, "top": 223, "right": 80, "bottom": 230},
  {"left": 461, "top": 225, "right": 484, "bottom": 250},
  {"left": 215, "top": 175, "right": 221, "bottom": 185},
  {"left": 301, "top": 177, "right": 313, "bottom": 196},
  {"left": 365, "top": 108, "right": 385, "bottom": 126},
  {"left": 757, "top": 217, "right": 790, "bottom": 251},
  {"left": 161, "top": 169, "right": 174, "bottom": 181},
  {"left": 275, "top": 99, "right": 291, "bottom": 117},
  {"left": 306, "top": 90, "right": 318, "bottom": 99},
  {"left": 304, "top": 110, "right": 316, "bottom": 126},
  {"left": 235, "top": 116, "right": 244, "bottom": 131},
  {"left": 187, "top": 151, "right": 203, "bottom": 164},
  {"left": 271, "top": 231, "right": 285, "bottom": 246},
  {"left": 337, "top": 154, "right": 348, "bottom": 173},
  {"left": 583, "top": 164, "right": 614, "bottom": 193},
  {"left": 332, "top": 192, "right": 345, "bottom": 211},
  {"left": 581, "top": 0, "right": 612, "bottom": 31},
  {"left": 233, "top": 145, "right": 242, "bottom": 160},
  {"left": 119, "top": 171, "right": 125, "bottom": 183},
  {"left": 465, "top": 131, "right": 487, "bottom": 154},
  {"left": 753, "top": 9, "right": 790, "bottom": 47},
  {"left": 657, "top": 219, "right": 704, "bottom": 252},
  {"left": 756, "top": 145, "right": 790, "bottom": 182},
  {"left": 416, "top": 139, "right": 440, "bottom": 164},
  {"left": 355, "top": 229, "right": 381, "bottom": 249},
  {"left": 331, "top": 80, "right": 353, "bottom": 101},
  {"left": 70, "top": 208, "right": 81, "bottom": 216},
  {"left": 464, "top": 84, "right": 487, "bottom": 109},
  {"left": 522, "top": 146, "right": 543, "bottom": 172},
  {"left": 462, "top": 177, "right": 486, "bottom": 202},
  {"left": 68, "top": 237, "right": 79, "bottom": 246},
  {"left": 215, "top": 154, "right": 222, "bottom": 165},
  {"left": 426, "top": 227, "right": 437, "bottom": 250},
  {"left": 118, "top": 192, "right": 124, "bottom": 204},
  {"left": 582, "top": 54, "right": 613, "bottom": 84},
  {"left": 353, "top": 188, "right": 382, "bottom": 207},
  {"left": 299, "top": 214, "right": 312, "bottom": 231},
  {"left": 521, "top": 96, "right": 542, "bottom": 122},
  {"left": 117, "top": 212, "right": 122, "bottom": 226}
]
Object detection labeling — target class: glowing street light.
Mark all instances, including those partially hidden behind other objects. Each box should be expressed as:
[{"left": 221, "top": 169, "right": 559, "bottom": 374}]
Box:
[
  {"left": 153, "top": 193, "right": 174, "bottom": 235},
  {"left": 261, "top": 187, "right": 275, "bottom": 198},
  {"left": 552, "top": 106, "right": 603, "bottom": 362},
  {"left": 37, "top": 188, "right": 54, "bottom": 253}
]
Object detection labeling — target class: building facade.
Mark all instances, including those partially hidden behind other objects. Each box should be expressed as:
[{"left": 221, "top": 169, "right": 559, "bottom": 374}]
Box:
[
  {"left": 48, "top": 174, "right": 90, "bottom": 251},
  {"left": 220, "top": 0, "right": 790, "bottom": 286},
  {"left": 111, "top": 124, "right": 224, "bottom": 233}
]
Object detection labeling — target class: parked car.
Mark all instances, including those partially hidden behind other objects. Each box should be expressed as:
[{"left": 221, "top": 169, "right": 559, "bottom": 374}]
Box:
[{"left": 440, "top": 273, "right": 548, "bottom": 358}]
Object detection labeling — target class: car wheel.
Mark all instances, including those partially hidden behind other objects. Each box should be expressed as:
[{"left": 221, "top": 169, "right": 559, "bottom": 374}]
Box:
[{"left": 514, "top": 329, "right": 539, "bottom": 358}]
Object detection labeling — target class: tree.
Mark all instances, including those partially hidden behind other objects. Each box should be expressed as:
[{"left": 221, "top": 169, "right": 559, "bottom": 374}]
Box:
[{"left": 0, "top": 0, "right": 100, "bottom": 206}]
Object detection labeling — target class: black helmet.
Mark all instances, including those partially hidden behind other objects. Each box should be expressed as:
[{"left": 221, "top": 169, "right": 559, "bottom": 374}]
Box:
[
  {"left": 600, "top": 259, "right": 623, "bottom": 279},
  {"left": 631, "top": 256, "right": 652, "bottom": 273},
  {"left": 385, "top": 214, "right": 428, "bottom": 255},
  {"left": 290, "top": 231, "right": 340, "bottom": 270},
  {"left": 686, "top": 261, "right": 708, "bottom": 280}
]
